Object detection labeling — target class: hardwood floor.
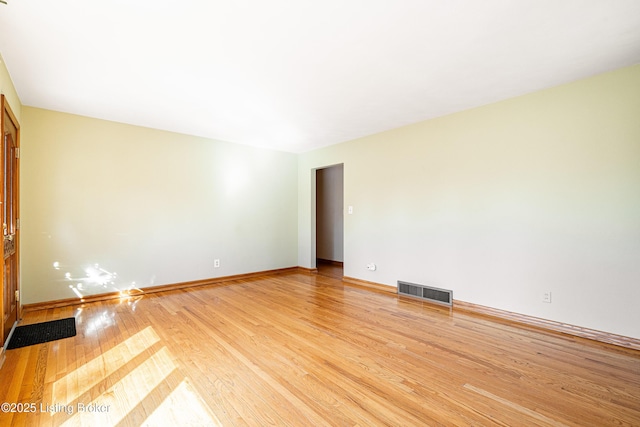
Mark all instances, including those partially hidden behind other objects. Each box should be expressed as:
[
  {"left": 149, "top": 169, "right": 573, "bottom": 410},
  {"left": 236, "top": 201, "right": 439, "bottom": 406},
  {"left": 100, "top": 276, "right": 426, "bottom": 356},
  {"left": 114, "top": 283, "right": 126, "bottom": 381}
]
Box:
[
  {"left": 316, "top": 259, "right": 343, "bottom": 280},
  {"left": 0, "top": 271, "right": 639, "bottom": 426}
]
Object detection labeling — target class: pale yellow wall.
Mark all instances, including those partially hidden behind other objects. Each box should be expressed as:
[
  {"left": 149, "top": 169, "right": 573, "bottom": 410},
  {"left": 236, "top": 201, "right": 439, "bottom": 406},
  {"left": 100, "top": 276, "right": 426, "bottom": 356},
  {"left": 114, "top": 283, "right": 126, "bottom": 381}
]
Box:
[
  {"left": 299, "top": 64, "right": 640, "bottom": 339},
  {"left": 0, "top": 52, "right": 21, "bottom": 121},
  {"left": 21, "top": 108, "right": 298, "bottom": 304}
]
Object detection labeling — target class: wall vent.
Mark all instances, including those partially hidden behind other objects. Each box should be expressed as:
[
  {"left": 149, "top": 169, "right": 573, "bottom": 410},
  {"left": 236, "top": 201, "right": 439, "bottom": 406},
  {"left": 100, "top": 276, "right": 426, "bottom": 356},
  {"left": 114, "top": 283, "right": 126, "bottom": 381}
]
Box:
[{"left": 397, "top": 281, "right": 452, "bottom": 306}]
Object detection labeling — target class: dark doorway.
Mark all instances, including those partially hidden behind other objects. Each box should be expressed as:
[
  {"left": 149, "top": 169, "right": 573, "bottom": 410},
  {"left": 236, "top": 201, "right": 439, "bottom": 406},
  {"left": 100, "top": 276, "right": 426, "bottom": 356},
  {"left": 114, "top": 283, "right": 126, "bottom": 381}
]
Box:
[{"left": 315, "top": 164, "right": 344, "bottom": 278}]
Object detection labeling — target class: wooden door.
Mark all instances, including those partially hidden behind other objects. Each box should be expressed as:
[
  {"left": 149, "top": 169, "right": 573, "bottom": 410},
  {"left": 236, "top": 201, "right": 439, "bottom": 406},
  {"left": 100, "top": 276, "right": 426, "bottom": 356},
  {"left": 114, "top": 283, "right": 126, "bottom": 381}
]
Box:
[{"left": 1, "top": 95, "right": 19, "bottom": 344}]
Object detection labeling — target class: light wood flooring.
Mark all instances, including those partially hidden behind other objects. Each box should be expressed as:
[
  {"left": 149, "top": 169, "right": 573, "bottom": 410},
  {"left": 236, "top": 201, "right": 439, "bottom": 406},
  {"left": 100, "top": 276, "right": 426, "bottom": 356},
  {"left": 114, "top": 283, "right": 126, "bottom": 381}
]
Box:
[
  {"left": 0, "top": 271, "right": 639, "bottom": 426},
  {"left": 316, "top": 259, "right": 343, "bottom": 280}
]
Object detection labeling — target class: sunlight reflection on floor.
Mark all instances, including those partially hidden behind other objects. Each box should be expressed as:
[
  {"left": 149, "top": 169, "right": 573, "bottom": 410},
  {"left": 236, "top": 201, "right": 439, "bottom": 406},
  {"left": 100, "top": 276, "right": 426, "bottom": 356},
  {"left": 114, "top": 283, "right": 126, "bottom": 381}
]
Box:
[
  {"left": 54, "top": 326, "right": 217, "bottom": 426},
  {"left": 54, "top": 326, "right": 160, "bottom": 404},
  {"left": 144, "top": 379, "right": 220, "bottom": 426}
]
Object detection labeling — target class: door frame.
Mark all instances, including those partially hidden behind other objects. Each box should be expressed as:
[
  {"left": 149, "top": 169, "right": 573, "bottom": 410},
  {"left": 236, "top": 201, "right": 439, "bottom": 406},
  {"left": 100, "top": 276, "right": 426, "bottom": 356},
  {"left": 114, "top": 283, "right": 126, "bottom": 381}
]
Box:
[
  {"left": 1, "top": 94, "right": 20, "bottom": 350},
  {"left": 312, "top": 163, "right": 344, "bottom": 272}
]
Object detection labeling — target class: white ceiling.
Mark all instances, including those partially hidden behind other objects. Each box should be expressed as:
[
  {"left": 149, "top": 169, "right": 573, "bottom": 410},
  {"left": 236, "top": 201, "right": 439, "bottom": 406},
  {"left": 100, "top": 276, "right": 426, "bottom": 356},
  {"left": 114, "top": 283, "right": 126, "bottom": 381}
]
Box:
[{"left": 1, "top": 1, "right": 639, "bottom": 153}]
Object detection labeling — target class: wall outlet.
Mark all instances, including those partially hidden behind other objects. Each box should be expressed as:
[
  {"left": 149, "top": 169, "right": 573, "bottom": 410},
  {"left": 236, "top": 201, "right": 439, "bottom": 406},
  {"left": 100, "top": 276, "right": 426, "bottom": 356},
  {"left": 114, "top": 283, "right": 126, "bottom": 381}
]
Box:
[
  {"left": 214, "top": 259, "right": 220, "bottom": 268},
  {"left": 366, "top": 263, "right": 376, "bottom": 271},
  {"left": 542, "top": 291, "right": 552, "bottom": 303}
]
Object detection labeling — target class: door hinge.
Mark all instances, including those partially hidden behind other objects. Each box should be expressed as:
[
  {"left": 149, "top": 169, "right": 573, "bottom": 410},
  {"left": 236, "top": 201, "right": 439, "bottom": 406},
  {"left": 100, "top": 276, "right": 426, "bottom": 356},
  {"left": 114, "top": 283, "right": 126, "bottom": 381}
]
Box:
[
  {"left": 15, "top": 290, "right": 20, "bottom": 302},
  {"left": 16, "top": 218, "right": 19, "bottom": 230},
  {"left": 15, "top": 147, "right": 20, "bottom": 159}
]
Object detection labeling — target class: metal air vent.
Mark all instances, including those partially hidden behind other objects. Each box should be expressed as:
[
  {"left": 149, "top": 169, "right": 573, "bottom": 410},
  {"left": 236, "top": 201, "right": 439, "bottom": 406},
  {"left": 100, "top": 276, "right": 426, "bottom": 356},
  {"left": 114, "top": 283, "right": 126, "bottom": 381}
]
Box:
[{"left": 398, "top": 281, "right": 452, "bottom": 306}]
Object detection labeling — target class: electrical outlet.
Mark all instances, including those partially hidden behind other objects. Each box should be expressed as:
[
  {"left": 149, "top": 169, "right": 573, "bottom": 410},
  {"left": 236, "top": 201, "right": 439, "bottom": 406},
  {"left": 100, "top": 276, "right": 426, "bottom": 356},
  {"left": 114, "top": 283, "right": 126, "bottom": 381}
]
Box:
[
  {"left": 214, "top": 259, "right": 220, "bottom": 268},
  {"left": 366, "top": 263, "right": 376, "bottom": 271},
  {"left": 542, "top": 291, "right": 552, "bottom": 303}
]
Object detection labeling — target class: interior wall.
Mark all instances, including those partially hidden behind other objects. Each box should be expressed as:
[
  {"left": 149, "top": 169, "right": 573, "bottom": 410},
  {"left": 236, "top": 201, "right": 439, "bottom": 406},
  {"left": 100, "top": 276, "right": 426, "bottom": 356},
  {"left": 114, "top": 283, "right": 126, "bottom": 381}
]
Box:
[
  {"left": 298, "top": 64, "right": 640, "bottom": 339},
  {"left": 21, "top": 107, "right": 298, "bottom": 304},
  {"left": 316, "top": 164, "right": 344, "bottom": 262}
]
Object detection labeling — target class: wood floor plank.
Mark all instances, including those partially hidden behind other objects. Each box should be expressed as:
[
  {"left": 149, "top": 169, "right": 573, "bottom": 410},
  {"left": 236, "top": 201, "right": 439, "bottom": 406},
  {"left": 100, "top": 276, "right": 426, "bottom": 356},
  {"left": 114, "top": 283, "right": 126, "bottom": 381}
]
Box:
[{"left": 0, "top": 271, "right": 639, "bottom": 426}]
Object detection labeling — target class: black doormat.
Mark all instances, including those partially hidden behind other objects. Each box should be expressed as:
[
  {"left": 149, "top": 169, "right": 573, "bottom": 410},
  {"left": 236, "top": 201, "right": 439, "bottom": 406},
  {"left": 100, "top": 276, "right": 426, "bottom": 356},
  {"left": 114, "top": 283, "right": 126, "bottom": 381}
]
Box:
[{"left": 6, "top": 317, "right": 76, "bottom": 350}]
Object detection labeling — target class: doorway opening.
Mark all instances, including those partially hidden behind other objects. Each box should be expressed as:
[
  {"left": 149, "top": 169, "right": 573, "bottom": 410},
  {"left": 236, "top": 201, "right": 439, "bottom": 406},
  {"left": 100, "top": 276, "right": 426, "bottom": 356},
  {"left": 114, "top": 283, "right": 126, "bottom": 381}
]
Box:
[{"left": 315, "top": 164, "right": 344, "bottom": 279}]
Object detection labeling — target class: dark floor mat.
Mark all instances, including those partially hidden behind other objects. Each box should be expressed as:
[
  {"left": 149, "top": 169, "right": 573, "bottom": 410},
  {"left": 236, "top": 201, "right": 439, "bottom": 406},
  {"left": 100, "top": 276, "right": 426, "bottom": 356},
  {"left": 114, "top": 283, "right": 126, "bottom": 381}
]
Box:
[{"left": 6, "top": 317, "right": 76, "bottom": 349}]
